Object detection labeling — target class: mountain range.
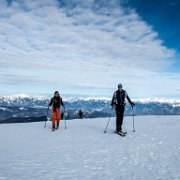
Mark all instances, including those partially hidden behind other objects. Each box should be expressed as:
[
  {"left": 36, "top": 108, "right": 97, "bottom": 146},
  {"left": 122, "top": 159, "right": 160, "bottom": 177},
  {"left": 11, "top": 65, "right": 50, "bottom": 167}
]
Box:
[{"left": 0, "top": 94, "right": 180, "bottom": 123}]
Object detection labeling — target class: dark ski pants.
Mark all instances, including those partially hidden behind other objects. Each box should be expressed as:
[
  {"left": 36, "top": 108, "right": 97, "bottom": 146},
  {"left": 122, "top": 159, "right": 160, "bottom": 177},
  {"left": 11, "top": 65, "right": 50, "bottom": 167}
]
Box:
[{"left": 115, "top": 105, "right": 125, "bottom": 132}]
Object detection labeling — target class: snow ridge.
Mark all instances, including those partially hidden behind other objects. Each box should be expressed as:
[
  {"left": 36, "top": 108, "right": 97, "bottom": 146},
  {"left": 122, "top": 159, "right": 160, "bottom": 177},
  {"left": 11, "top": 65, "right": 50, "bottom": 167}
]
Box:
[{"left": 1, "top": 94, "right": 180, "bottom": 104}]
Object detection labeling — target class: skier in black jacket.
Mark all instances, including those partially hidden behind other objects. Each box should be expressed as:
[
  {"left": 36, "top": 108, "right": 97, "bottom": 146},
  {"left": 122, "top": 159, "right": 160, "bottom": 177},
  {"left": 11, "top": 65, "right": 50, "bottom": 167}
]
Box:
[
  {"left": 111, "top": 83, "right": 135, "bottom": 135},
  {"left": 48, "top": 91, "right": 65, "bottom": 131}
]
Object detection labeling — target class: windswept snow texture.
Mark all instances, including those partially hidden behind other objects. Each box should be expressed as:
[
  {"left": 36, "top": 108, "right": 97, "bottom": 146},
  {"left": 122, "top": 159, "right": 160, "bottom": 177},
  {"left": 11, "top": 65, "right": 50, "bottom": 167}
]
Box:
[{"left": 0, "top": 116, "right": 180, "bottom": 180}]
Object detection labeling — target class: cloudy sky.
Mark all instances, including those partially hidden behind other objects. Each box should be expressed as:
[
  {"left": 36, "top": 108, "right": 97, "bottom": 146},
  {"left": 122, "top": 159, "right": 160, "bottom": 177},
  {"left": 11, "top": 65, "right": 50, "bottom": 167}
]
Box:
[{"left": 0, "top": 0, "right": 180, "bottom": 98}]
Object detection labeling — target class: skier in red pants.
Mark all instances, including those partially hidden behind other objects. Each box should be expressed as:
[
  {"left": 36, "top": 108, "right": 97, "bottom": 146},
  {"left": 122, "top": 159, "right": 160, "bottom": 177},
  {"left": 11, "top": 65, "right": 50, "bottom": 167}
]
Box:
[{"left": 48, "top": 91, "right": 65, "bottom": 131}]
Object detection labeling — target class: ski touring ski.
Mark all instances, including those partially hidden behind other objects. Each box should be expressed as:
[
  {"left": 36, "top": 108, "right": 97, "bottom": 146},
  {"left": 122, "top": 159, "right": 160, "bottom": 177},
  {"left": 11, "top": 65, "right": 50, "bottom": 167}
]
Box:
[
  {"left": 52, "top": 126, "right": 60, "bottom": 131},
  {"left": 115, "top": 131, "right": 126, "bottom": 137}
]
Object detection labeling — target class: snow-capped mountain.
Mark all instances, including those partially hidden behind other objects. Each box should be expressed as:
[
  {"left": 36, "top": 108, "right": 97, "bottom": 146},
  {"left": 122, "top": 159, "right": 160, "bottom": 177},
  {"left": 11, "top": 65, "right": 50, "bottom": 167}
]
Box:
[
  {"left": 1, "top": 94, "right": 180, "bottom": 106},
  {"left": 0, "top": 94, "right": 180, "bottom": 123},
  {"left": 0, "top": 94, "right": 49, "bottom": 107},
  {"left": 0, "top": 94, "right": 179, "bottom": 106}
]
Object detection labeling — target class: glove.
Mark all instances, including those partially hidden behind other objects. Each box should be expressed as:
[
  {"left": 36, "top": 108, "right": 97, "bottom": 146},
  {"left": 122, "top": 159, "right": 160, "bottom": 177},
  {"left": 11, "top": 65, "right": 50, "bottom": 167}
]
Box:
[
  {"left": 111, "top": 103, "right": 115, "bottom": 110},
  {"left": 131, "top": 102, "right": 135, "bottom": 107}
]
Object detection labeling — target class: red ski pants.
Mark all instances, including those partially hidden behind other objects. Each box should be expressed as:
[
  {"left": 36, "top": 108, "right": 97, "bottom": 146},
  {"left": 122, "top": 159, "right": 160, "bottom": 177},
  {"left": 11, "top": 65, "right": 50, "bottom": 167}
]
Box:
[{"left": 52, "top": 108, "right": 60, "bottom": 126}]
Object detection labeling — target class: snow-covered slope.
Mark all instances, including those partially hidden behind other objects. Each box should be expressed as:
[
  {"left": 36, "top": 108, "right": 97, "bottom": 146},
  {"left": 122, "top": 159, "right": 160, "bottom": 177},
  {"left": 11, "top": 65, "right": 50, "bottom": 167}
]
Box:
[{"left": 0, "top": 116, "right": 180, "bottom": 180}]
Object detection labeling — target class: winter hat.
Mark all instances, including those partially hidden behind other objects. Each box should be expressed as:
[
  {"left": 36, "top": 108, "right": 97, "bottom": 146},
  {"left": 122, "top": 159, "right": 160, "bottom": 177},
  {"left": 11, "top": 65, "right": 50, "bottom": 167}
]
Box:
[
  {"left": 54, "top": 91, "right": 59, "bottom": 95},
  {"left": 118, "top": 83, "right": 122, "bottom": 88}
]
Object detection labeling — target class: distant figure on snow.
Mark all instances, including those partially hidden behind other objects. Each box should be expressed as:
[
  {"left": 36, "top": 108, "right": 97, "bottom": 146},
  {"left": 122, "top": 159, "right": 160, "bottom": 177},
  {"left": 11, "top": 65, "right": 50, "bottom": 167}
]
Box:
[
  {"left": 79, "top": 109, "right": 83, "bottom": 119},
  {"left": 111, "top": 83, "right": 135, "bottom": 136},
  {"left": 64, "top": 112, "right": 69, "bottom": 120},
  {"left": 61, "top": 112, "right": 64, "bottom": 120},
  {"left": 48, "top": 91, "right": 65, "bottom": 131}
]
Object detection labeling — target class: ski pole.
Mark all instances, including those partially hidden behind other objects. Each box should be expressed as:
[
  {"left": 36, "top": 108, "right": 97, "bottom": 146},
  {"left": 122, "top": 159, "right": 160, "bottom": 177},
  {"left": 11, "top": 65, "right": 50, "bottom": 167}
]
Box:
[
  {"left": 132, "top": 106, "right": 135, "bottom": 132},
  {"left": 104, "top": 108, "right": 113, "bottom": 133},
  {"left": 64, "top": 107, "right": 67, "bottom": 129},
  {"left": 44, "top": 107, "right": 49, "bottom": 128}
]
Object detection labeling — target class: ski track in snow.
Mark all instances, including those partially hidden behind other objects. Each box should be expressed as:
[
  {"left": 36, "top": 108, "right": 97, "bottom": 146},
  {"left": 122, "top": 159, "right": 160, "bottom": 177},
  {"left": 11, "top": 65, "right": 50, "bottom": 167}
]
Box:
[{"left": 0, "top": 115, "right": 180, "bottom": 180}]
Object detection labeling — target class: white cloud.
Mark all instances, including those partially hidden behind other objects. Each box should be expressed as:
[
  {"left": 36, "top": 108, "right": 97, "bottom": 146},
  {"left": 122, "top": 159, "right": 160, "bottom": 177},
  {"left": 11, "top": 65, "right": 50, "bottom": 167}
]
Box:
[{"left": 0, "top": 0, "right": 178, "bottom": 98}]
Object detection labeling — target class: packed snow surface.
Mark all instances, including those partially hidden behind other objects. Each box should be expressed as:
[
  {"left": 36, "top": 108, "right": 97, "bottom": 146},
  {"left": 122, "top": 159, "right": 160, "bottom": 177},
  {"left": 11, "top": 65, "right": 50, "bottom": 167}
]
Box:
[{"left": 0, "top": 116, "right": 180, "bottom": 180}]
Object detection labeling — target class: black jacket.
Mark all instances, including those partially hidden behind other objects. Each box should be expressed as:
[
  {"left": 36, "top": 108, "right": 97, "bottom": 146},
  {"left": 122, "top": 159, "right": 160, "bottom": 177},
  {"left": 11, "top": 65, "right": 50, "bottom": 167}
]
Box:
[
  {"left": 111, "top": 89, "right": 133, "bottom": 107},
  {"left": 49, "top": 96, "right": 64, "bottom": 110}
]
